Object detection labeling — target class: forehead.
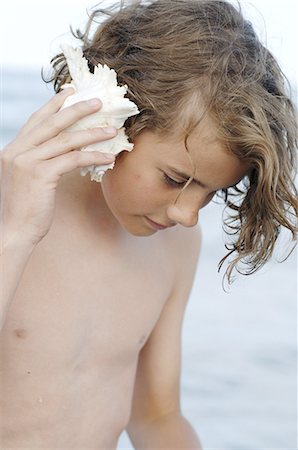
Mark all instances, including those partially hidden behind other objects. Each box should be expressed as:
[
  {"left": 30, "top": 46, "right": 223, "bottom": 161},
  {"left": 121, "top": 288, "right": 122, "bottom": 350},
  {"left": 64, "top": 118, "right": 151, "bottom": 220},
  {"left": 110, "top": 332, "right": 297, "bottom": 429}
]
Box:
[{"left": 157, "top": 114, "right": 248, "bottom": 190}]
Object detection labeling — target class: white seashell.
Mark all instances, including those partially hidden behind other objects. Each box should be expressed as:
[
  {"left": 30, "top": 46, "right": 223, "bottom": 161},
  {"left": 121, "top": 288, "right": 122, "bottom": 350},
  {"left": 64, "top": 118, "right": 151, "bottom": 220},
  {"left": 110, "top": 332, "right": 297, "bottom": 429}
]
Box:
[{"left": 59, "top": 44, "right": 140, "bottom": 182}]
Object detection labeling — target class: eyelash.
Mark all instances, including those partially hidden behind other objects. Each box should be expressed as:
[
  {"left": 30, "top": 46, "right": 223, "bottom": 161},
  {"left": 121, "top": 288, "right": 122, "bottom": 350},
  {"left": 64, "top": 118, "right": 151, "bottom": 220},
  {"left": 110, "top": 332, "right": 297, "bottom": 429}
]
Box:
[
  {"left": 163, "top": 173, "right": 187, "bottom": 188},
  {"left": 163, "top": 172, "right": 218, "bottom": 202}
]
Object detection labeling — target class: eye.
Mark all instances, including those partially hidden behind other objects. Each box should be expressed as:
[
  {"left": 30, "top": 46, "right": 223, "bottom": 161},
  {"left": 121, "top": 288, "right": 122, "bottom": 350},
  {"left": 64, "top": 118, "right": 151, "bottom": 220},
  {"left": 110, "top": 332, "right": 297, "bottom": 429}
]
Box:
[{"left": 163, "top": 173, "right": 187, "bottom": 188}]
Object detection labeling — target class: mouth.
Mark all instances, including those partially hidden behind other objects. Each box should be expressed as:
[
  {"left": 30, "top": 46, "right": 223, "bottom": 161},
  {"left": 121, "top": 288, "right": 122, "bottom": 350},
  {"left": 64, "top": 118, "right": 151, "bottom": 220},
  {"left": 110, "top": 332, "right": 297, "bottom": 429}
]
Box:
[{"left": 145, "top": 216, "right": 174, "bottom": 230}]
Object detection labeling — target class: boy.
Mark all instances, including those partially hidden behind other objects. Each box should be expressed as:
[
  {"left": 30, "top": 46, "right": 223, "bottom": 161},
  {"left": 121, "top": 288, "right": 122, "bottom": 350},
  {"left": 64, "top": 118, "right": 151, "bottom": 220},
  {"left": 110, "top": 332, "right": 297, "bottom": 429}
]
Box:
[{"left": 1, "top": 0, "right": 296, "bottom": 448}]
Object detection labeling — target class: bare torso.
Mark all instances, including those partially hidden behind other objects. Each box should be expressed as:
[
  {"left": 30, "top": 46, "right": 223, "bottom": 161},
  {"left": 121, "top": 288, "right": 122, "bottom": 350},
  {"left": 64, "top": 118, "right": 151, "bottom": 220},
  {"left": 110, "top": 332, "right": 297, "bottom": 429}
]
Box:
[{"left": 0, "top": 172, "right": 185, "bottom": 448}]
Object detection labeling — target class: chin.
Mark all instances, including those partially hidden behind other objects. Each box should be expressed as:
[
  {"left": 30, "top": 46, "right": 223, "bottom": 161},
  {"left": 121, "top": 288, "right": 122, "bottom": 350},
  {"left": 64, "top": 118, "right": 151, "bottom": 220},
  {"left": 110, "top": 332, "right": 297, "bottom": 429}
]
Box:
[
  {"left": 131, "top": 229, "right": 157, "bottom": 237},
  {"left": 123, "top": 224, "right": 157, "bottom": 237},
  {"left": 119, "top": 217, "right": 157, "bottom": 237}
]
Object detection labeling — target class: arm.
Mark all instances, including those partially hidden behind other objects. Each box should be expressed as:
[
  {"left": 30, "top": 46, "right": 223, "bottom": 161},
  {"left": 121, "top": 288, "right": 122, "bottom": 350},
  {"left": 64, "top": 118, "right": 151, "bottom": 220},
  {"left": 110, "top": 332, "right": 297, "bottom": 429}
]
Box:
[
  {"left": 0, "top": 232, "right": 36, "bottom": 331},
  {"left": 0, "top": 153, "right": 37, "bottom": 330},
  {"left": 126, "top": 225, "right": 203, "bottom": 449},
  {"left": 127, "top": 411, "right": 202, "bottom": 449},
  {"left": 0, "top": 90, "right": 117, "bottom": 332}
]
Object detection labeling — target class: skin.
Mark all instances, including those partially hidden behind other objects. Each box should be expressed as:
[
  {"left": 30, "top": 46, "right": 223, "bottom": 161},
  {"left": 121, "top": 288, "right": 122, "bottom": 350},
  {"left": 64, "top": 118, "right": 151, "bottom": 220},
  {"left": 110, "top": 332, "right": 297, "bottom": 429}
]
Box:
[
  {"left": 0, "top": 95, "right": 248, "bottom": 447},
  {"left": 100, "top": 116, "right": 248, "bottom": 235}
]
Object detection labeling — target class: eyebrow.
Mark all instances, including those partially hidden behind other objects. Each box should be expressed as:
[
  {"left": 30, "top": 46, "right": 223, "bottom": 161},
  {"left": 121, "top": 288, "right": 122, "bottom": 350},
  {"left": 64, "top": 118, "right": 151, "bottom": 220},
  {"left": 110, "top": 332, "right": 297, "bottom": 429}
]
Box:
[
  {"left": 168, "top": 167, "right": 209, "bottom": 189},
  {"left": 168, "top": 167, "right": 244, "bottom": 191}
]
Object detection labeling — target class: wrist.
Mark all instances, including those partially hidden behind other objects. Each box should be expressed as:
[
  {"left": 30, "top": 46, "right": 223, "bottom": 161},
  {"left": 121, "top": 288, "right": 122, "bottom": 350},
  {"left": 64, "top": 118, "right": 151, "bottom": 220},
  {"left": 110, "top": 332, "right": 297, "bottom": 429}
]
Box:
[{"left": 1, "top": 228, "right": 37, "bottom": 256}]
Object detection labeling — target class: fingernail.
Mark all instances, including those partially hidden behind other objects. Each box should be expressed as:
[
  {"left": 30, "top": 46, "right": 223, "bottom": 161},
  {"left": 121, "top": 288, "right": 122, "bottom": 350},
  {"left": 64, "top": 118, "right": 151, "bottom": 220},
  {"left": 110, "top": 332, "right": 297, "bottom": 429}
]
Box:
[
  {"left": 102, "top": 127, "right": 117, "bottom": 134},
  {"left": 87, "top": 98, "right": 101, "bottom": 107}
]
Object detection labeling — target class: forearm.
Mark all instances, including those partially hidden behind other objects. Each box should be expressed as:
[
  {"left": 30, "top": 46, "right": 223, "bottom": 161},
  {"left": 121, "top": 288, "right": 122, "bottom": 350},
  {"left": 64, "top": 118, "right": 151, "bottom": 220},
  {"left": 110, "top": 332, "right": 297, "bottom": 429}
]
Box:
[
  {"left": 128, "top": 412, "right": 203, "bottom": 449},
  {"left": 0, "top": 232, "right": 35, "bottom": 330}
]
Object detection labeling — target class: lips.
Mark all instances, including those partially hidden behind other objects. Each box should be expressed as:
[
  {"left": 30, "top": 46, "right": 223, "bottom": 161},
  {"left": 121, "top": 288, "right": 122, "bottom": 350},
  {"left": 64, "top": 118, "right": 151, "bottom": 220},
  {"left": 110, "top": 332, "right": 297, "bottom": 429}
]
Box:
[{"left": 145, "top": 217, "right": 175, "bottom": 230}]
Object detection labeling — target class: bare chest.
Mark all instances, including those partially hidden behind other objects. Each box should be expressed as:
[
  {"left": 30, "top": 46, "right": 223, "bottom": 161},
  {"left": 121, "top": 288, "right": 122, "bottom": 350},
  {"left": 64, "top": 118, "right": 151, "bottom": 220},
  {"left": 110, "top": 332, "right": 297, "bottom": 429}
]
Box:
[
  {"left": 0, "top": 225, "right": 176, "bottom": 445},
  {"left": 2, "top": 225, "right": 175, "bottom": 369}
]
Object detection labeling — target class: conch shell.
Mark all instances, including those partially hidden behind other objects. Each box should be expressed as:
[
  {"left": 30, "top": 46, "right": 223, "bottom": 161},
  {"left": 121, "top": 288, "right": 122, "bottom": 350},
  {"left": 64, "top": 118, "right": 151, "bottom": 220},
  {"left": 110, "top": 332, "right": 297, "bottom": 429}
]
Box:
[{"left": 60, "top": 44, "right": 139, "bottom": 182}]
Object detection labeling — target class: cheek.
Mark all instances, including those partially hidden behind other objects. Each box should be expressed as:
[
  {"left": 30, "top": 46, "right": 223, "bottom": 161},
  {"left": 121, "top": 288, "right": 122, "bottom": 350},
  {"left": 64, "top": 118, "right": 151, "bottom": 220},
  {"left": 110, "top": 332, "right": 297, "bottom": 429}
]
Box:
[
  {"left": 108, "top": 152, "right": 140, "bottom": 187},
  {"left": 105, "top": 170, "right": 164, "bottom": 217},
  {"left": 101, "top": 147, "right": 165, "bottom": 210},
  {"left": 108, "top": 153, "right": 150, "bottom": 191},
  {"left": 110, "top": 166, "right": 143, "bottom": 194},
  {"left": 101, "top": 167, "right": 146, "bottom": 210},
  {"left": 132, "top": 171, "right": 163, "bottom": 200}
]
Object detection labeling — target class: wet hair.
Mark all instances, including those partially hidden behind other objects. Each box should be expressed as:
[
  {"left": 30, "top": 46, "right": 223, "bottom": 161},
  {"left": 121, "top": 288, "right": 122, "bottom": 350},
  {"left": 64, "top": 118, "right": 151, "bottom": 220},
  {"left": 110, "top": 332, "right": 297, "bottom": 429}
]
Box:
[{"left": 44, "top": 0, "right": 297, "bottom": 284}]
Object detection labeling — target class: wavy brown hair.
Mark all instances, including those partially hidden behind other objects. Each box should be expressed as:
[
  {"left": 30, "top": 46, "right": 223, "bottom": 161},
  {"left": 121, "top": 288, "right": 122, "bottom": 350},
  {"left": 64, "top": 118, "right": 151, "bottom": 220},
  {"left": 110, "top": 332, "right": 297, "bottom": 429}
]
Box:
[{"left": 44, "top": 0, "right": 297, "bottom": 284}]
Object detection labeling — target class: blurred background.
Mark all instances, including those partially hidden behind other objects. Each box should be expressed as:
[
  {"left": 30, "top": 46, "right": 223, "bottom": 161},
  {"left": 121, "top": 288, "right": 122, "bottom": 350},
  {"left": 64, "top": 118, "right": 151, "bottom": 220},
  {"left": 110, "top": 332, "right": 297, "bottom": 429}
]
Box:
[{"left": 1, "top": 1, "right": 297, "bottom": 448}]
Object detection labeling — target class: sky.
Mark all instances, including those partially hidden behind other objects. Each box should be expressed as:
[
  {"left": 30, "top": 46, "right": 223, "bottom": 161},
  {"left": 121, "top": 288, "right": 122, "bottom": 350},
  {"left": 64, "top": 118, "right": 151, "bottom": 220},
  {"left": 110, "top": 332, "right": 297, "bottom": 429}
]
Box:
[{"left": 1, "top": 0, "right": 297, "bottom": 87}]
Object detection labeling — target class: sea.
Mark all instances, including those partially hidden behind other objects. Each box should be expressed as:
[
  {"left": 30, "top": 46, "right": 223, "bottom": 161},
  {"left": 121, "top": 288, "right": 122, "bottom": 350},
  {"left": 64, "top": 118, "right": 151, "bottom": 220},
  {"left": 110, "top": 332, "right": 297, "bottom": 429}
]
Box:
[{"left": 1, "top": 69, "right": 297, "bottom": 450}]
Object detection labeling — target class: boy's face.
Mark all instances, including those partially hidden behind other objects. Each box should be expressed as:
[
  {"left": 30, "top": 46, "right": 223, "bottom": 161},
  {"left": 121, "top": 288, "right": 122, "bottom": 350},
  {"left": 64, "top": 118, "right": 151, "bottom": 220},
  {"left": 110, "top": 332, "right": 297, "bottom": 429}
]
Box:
[{"left": 100, "top": 115, "right": 248, "bottom": 237}]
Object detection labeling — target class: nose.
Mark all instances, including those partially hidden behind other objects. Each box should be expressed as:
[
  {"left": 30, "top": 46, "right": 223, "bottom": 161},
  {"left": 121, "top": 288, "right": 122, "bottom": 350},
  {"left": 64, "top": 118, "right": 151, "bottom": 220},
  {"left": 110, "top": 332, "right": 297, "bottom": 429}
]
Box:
[{"left": 167, "top": 200, "right": 199, "bottom": 228}]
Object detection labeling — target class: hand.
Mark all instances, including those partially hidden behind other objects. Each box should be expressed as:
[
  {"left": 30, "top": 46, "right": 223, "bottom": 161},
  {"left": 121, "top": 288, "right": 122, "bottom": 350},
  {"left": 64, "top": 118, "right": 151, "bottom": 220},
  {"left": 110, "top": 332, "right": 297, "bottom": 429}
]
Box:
[{"left": 1, "top": 88, "right": 117, "bottom": 248}]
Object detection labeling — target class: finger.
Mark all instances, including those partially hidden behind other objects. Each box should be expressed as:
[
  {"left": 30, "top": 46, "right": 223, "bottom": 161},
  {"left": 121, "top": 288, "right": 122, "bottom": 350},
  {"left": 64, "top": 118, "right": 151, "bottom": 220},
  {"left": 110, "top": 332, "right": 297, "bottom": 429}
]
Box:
[
  {"left": 33, "top": 126, "right": 118, "bottom": 160},
  {"left": 23, "top": 98, "right": 104, "bottom": 147},
  {"left": 42, "top": 149, "right": 116, "bottom": 181},
  {"left": 17, "top": 88, "right": 76, "bottom": 137}
]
